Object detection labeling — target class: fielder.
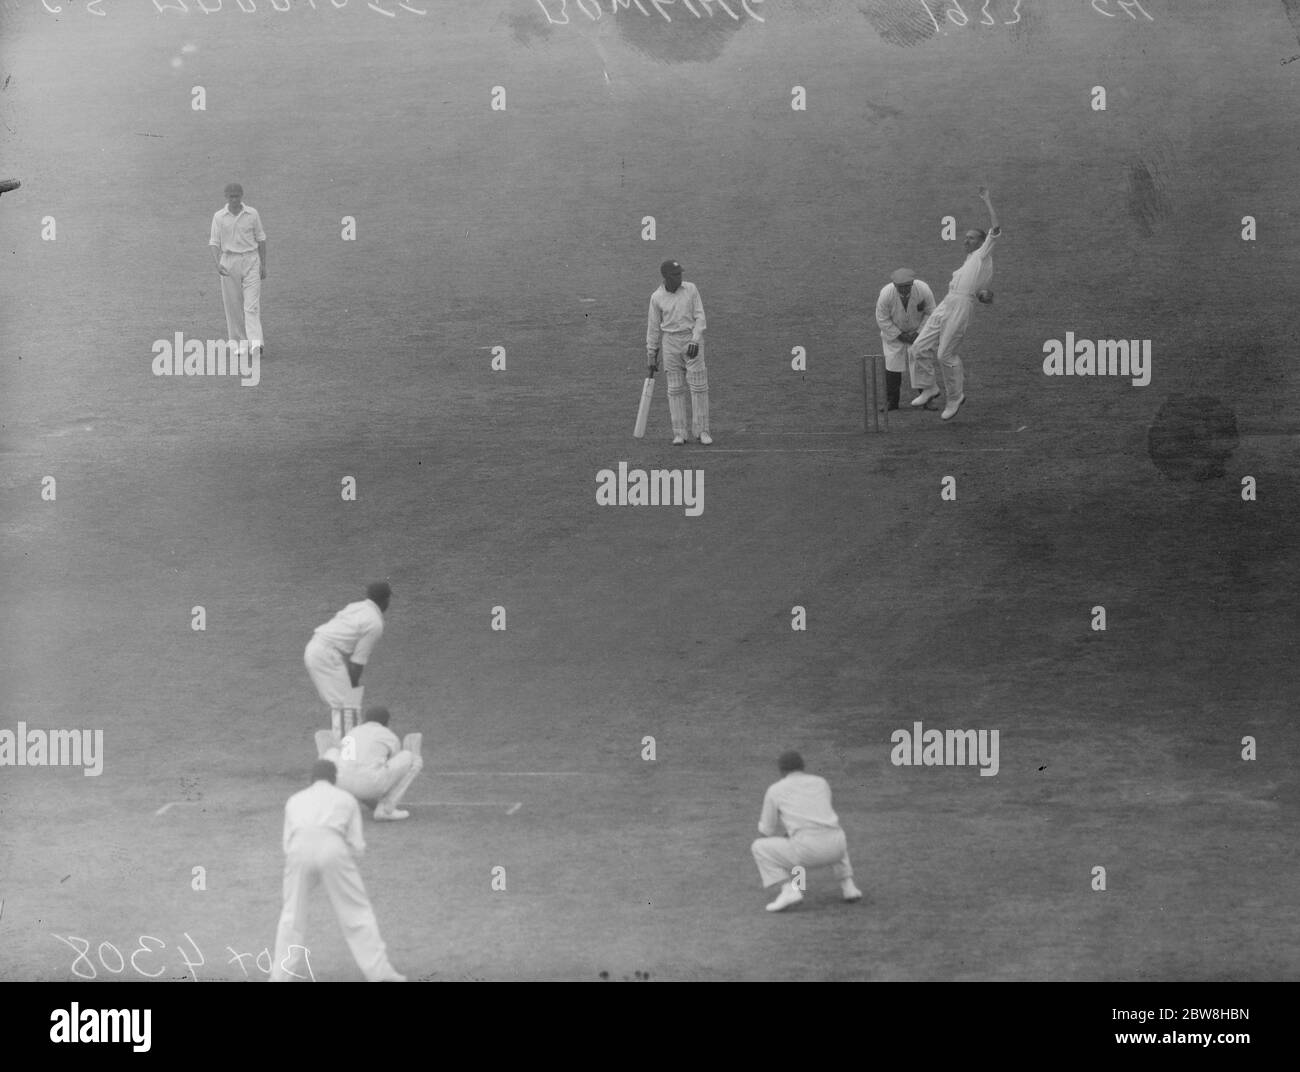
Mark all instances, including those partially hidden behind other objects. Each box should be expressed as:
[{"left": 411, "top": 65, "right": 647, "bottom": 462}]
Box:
[
  {"left": 271, "top": 760, "right": 406, "bottom": 982},
  {"left": 875, "top": 268, "right": 936, "bottom": 411},
  {"left": 647, "top": 260, "right": 711, "bottom": 446},
  {"left": 208, "top": 183, "right": 267, "bottom": 358},
  {"left": 909, "top": 186, "right": 1001, "bottom": 421},
  {"left": 320, "top": 706, "right": 423, "bottom": 822},
  {"left": 751, "top": 751, "right": 862, "bottom": 912},
  {"left": 305, "top": 582, "right": 390, "bottom": 751}
]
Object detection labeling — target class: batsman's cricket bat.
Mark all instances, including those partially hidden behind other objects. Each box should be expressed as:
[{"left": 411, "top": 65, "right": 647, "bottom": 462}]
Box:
[{"left": 633, "top": 372, "right": 656, "bottom": 438}]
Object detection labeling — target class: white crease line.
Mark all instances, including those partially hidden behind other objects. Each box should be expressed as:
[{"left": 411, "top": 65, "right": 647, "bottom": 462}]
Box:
[
  {"left": 431, "top": 771, "right": 588, "bottom": 776},
  {"left": 506, "top": 803, "right": 522, "bottom": 815},
  {"left": 155, "top": 801, "right": 202, "bottom": 816},
  {"left": 694, "top": 449, "right": 841, "bottom": 454}
]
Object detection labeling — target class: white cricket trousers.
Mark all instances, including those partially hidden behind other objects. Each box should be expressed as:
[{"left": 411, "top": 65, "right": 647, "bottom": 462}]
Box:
[
  {"left": 909, "top": 294, "right": 974, "bottom": 400},
  {"left": 270, "top": 830, "right": 399, "bottom": 982},
  {"left": 751, "top": 827, "right": 854, "bottom": 889},
  {"left": 219, "top": 249, "right": 264, "bottom": 349},
  {"left": 305, "top": 636, "right": 362, "bottom": 712},
  {"left": 661, "top": 331, "right": 709, "bottom": 439}
]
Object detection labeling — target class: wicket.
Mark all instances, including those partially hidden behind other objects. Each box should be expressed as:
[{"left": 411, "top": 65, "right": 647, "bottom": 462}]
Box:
[
  {"left": 862, "top": 353, "right": 889, "bottom": 434},
  {"left": 331, "top": 707, "right": 360, "bottom": 738}
]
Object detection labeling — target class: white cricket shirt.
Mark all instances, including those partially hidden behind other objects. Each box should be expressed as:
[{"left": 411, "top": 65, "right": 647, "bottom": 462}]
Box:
[
  {"left": 758, "top": 771, "right": 843, "bottom": 838},
  {"left": 312, "top": 599, "right": 385, "bottom": 664},
  {"left": 946, "top": 227, "right": 1000, "bottom": 300},
  {"left": 340, "top": 721, "right": 402, "bottom": 770},
  {"left": 647, "top": 281, "right": 707, "bottom": 351},
  {"left": 282, "top": 779, "right": 365, "bottom": 855},
  {"left": 209, "top": 204, "right": 266, "bottom": 254}
]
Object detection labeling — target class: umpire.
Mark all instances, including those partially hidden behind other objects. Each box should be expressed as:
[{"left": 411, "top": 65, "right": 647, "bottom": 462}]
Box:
[{"left": 875, "top": 268, "right": 935, "bottom": 411}]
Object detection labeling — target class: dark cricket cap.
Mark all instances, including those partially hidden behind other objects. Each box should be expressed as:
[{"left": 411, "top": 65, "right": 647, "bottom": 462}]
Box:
[
  {"left": 366, "top": 581, "right": 392, "bottom": 604},
  {"left": 660, "top": 260, "right": 682, "bottom": 277}
]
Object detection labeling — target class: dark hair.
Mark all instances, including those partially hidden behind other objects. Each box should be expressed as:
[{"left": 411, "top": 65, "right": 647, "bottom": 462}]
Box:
[
  {"left": 969, "top": 228, "right": 987, "bottom": 243},
  {"left": 778, "top": 750, "right": 805, "bottom": 774},
  {"left": 365, "top": 706, "right": 391, "bottom": 726},
  {"left": 312, "top": 759, "right": 337, "bottom": 783},
  {"left": 366, "top": 581, "right": 392, "bottom": 605}
]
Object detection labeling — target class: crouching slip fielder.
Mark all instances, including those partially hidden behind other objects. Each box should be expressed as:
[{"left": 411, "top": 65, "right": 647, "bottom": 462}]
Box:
[
  {"left": 271, "top": 760, "right": 406, "bottom": 982},
  {"left": 751, "top": 750, "right": 863, "bottom": 912},
  {"left": 876, "top": 268, "right": 936, "bottom": 411},
  {"left": 909, "top": 186, "right": 1001, "bottom": 421},
  {"left": 647, "top": 259, "right": 711, "bottom": 446},
  {"left": 305, "top": 581, "right": 390, "bottom": 751},
  {"left": 321, "top": 706, "right": 423, "bottom": 822}
]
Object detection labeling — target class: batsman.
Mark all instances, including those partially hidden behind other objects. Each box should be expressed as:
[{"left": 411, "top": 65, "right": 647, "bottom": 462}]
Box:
[
  {"left": 305, "top": 582, "right": 390, "bottom": 753},
  {"left": 647, "top": 259, "right": 711, "bottom": 445}
]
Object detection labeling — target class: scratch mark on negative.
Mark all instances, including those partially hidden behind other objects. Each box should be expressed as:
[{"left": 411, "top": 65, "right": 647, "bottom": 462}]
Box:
[
  {"left": 403, "top": 801, "right": 520, "bottom": 813},
  {"left": 155, "top": 800, "right": 202, "bottom": 816}
]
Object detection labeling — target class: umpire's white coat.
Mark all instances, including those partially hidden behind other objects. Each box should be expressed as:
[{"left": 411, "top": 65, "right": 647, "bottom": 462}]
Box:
[{"left": 875, "top": 279, "right": 935, "bottom": 373}]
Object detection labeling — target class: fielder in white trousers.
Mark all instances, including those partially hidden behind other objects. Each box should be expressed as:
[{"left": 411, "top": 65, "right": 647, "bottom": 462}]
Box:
[
  {"left": 208, "top": 183, "right": 266, "bottom": 354},
  {"left": 218, "top": 250, "right": 264, "bottom": 352},
  {"left": 271, "top": 762, "right": 405, "bottom": 982},
  {"left": 751, "top": 751, "right": 862, "bottom": 912}
]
